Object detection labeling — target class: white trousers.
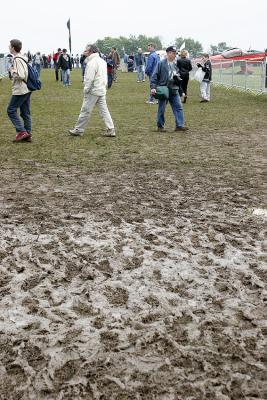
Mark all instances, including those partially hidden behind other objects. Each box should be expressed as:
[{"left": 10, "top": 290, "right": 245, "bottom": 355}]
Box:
[
  {"left": 75, "top": 94, "right": 114, "bottom": 131},
  {"left": 200, "top": 81, "right": 211, "bottom": 101}
]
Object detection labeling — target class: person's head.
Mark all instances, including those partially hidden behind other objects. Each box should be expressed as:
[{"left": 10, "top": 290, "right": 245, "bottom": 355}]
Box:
[
  {"left": 180, "top": 49, "right": 188, "bottom": 58},
  {"left": 138, "top": 47, "right": 142, "bottom": 54},
  {"left": 148, "top": 43, "right": 155, "bottom": 52},
  {"left": 57, "top": 48, "right": 61, "bottom": 53},
  {"left": 62, "top": 49, "right": 67, "bottom": 54},
  {"left": 166, "top": 46, "right": 177, "bottom": 62},
  {"left": 9, "top": 39, "right": 22, "bottom": 55},
  {"left": 202, "top": 53, "right": 209, "bottom": 62},
  {"left": 84, "top": 44, "right": 99, "bottom": 57},
  {"left": 112, "top": 47, "right": 116, "bottom": 52}
]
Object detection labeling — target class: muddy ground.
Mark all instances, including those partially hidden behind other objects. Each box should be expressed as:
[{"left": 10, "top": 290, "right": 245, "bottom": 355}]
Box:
[{"left": 0, "top": 128, "right": 266, "bottom": 400}]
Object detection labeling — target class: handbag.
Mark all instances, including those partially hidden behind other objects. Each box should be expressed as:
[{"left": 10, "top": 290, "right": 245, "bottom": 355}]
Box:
[
  {"left": 155, "top": 85, "right": 169, "bottom": 100},
  {"left": 194, "top": 67, "right": 205, "bottom": 82}
]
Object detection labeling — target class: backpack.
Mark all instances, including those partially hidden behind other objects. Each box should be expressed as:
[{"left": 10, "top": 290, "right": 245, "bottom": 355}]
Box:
[{"left": 15, "top": 57, "right": 42, "bottom": 91}]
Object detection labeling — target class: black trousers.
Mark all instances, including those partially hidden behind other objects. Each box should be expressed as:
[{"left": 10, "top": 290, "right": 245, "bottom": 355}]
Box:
[{"left": 180, "top": 73, "right": 190, "bottom": 95}]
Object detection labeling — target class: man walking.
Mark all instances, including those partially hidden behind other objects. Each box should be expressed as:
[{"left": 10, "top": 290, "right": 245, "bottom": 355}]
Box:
[
  {"left": 150, "top": 46, "right": 188, "bottom": 132},
  {"left": 53, "top": 48, "right": 62, "bottom": 81},
  {"left": 7, "top": 39, "right": 33, "bottom": 142},
  {"left": 134, "top": 48, "right": 146, "bottom": 82},
  {"left": 145, "top": 43, "right": 160, "bottom": 104},
  {"left": 109, "top": 47, "right": 120, "bottom": 82},
  {"left": 69, "top": 44, "right": 115, "bottom": 137},
  {"left": 57, "top": 49, "right": 72, "bottom": 87}
]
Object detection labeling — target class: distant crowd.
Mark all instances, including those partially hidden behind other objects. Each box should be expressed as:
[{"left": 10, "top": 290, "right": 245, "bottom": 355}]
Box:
[{"left": 6, "top": 39, "right": 212, "bottom": 143}]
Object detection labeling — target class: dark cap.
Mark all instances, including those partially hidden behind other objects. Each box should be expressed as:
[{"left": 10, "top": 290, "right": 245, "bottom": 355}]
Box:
[{"left": 166, "top": 46, "right": 177, "bottom": 53}]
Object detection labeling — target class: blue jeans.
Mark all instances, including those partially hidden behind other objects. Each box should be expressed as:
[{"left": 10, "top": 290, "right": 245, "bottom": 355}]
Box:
[
  {"left": 137, "top": 65, "right": 145, "bottom": 81},
  {"left": 149, "top": 76, "right": 155, "bottom": 102},
  {"left": 7, "top": 93, "right": 32, "bottom": 133},
  {"left": 157, "top": 94, "right": 184, "bottom": 128},
  {"left": 107, "top": 73, "right": 113, "bottom": 88},
  {"left": 62, "top": 69, "right": 70, "bottom": 86},
  {"left": 34, "top": 63, "right": 41, "bottom": 77}
]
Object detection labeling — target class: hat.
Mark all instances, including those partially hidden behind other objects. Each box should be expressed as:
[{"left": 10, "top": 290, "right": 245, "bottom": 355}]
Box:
[{"left": 166, "top": 46, "right": 177, "bottom": 53}]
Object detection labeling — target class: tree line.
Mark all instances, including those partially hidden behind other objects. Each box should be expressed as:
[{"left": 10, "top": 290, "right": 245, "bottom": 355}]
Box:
[{"left": 95, "top": 35, "right": 232, "bottom": 57}]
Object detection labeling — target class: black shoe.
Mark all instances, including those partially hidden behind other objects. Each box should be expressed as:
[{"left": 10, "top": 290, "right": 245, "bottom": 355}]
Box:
[
  {"left": 175, "top": 126, "right": 189, "bottom": 132},
  {"left": 157, "top": 127, "right": 166, "bottom": 132},
  {"left": 200, "top": 99, "right": 208, "bottom": 103}
]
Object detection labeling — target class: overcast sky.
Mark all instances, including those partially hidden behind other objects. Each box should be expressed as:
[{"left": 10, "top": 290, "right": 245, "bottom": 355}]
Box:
[{"left": 1, "top": 0, "right": 266, "bottom": 54}]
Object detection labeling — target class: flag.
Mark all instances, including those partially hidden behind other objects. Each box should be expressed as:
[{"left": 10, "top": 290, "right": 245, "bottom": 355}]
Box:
[
  {"left": 67, "top": 18, "right": 72, "bottom": 54},
  {"left": 179, "top": 41, "right": 186, "bottom": 51}
]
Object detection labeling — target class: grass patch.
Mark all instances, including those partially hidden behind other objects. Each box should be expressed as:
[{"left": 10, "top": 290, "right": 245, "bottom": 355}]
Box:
[{"left": 0, "top": 69, "right": 266, "bottom": 173}]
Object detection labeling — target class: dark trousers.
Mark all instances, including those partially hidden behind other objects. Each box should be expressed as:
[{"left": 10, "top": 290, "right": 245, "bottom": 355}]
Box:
[
  {"left": 55, "top": 65, "right": 62, "bottom": 81},
  {"left": 108, "top": 73, "right": 113, "bottom": 89},
  {"left": 180, "top": 73, "right": 189, "bottom": 95},
  {"left": 7, "top": 93, "right": 32, "bottom": 133}
]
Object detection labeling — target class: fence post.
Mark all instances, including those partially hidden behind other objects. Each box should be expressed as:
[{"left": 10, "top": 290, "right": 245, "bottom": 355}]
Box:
[
  {"left": 232, "top": 61, "right": 234, "bottom": 87},
  {"left": 245, "top": 61, "right": 248, "bottom": 90}
]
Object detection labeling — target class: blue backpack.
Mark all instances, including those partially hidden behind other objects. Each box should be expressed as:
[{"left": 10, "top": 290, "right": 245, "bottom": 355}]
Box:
[{"left": 16, "top": 57, "right": 42, "bottom": 91}]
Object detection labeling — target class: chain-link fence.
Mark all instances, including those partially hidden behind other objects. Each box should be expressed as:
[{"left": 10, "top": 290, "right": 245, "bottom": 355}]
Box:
[
  {"left": 0, "top": 57, "right": 8, "bottom": 77},
  {"left": 191, "top": 58, "right": 267, "bottom": 94},
  {"left": 211, "top": 59, "right": 267, "bottom": 93}
]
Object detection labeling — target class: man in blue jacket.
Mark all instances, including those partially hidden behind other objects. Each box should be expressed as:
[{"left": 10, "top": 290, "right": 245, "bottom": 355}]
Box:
[
  {"left": 145, "top": 43, "right": 160, "bottom": 104},
  {"left": 150, "top": 46, "right": 189, "bottom": 132}
]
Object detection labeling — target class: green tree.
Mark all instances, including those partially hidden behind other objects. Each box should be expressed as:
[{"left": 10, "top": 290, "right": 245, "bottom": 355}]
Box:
[
  {"left": 210, "top": 42, "right": 232, "bottom": 54},
  {"left": 174, "top": 37, "right": 203, "bottom": 57},
  {"left": 95, "top": 35, "right": 163, "bottom": 56}
]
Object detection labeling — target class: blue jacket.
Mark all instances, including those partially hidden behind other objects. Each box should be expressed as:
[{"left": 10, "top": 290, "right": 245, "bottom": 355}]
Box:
[
  {"left": 145, "top": 50, "right": 160, "bottom": 77},
  {"left": 150, "top": 59, "right": 179, "bottom": 89}
]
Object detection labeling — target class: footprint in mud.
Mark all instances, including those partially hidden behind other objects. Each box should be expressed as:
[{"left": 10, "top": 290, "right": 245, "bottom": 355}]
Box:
[
  {"left": 123, "top": 256, "right": 143, "bottom": 270},
  {"left": 21, "top": 274, "right": 44, "bottom": 291},
  {"left": 104, "top": 286, "right": 129, "bottom": 306},
  {"left": 144, "top": 295, "right": 160, "bottom": 307},
  {"left": 100, "top": 330, "right": 119, "bottom": 350},
  {"left": 21, "top": 344, "right": 48, "bottom": 370},
  {"left": 54, "top": 360, "right": 81, "bottom": 385}
]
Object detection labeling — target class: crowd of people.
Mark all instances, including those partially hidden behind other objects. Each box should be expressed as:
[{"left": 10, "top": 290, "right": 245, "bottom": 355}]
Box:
[{"left": 6, "top": 38, "right": 212, "bottom": 143}]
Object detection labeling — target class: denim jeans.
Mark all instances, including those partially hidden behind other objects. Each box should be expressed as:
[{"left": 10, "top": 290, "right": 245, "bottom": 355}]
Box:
[
  {"left": 34, "top": 63, "right": 41, "bottom": 77},
  {"left": 137, "top": 65, "right": 145, "bottom": 81},
  {"left": 107, "top": 73, "right": 113, "bottom": 88},
  {"left": 157, "top": 94, "right": 184, "bottom": 128},
  {"left": 62, "top": 69, "right": 70, "bottom": 86},
  {"left": 149, "top": 76, "right": 155, "bottom": 102},
  {"left": 7, "top": 93, "right": 32, "bottom": 133}
]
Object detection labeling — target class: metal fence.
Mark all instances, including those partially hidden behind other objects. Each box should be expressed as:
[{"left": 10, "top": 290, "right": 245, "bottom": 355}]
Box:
[
  {"left": 0, "top": 57, "right": 8, "bottom": 77},
  {"left": 210, "top": 59, "right": 267, "bottom": 94}
]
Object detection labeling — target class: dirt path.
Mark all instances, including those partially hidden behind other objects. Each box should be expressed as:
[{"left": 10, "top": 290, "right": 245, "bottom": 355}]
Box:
[{"left": 0, "top": 149, "right": 266, "bottom": 400}]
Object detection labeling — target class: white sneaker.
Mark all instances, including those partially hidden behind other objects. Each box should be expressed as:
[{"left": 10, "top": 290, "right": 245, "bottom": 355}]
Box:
[
  {"left": 103, "top": 129, "right": 116, "bottom": 137},
  {"left": 69, "top": 128, "right": 84, "bottom": 136}
]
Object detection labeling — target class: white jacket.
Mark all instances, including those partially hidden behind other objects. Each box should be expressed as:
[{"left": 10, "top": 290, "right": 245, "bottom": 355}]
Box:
[
  {"left": 12, "top": 55, "right": 30, "bottom": 95},
  {"left": 83, "top": 53, "right": 107, "bottom": 96}
]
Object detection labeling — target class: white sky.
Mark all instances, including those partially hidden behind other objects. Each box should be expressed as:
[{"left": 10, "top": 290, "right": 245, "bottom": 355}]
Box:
[{"left": 1, "top": 0, "right": 266, "bottom": 54}]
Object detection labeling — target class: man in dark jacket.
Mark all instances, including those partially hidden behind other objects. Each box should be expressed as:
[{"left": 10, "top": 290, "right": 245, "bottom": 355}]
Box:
[
  {"left": 197, "top": 54, "right": 212, "bottom": 102},
  {"left": 145, "top": 43, "right": 160, "bottom": 104},
  {"left": 53, "top": 48, "right": 62, "bottom": 81},
  {"left": 134, "top": 48, "right": 146, "bottom": 82},
  {"left": 150, "top": 46, "right": 188, "bottom": 132},
  {"left": 58, "top": 49, "right": 72, "bottom": 87}
]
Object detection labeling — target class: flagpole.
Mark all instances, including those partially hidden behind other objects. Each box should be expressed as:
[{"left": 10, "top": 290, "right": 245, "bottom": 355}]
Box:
[{"left": 67, "top": 18, "right": 72, "bottom": 54}]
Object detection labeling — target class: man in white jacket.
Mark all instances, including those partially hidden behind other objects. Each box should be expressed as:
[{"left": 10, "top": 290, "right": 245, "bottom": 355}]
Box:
[{"left": 69, "top": 44, "right": 115, "bottom": 137}]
